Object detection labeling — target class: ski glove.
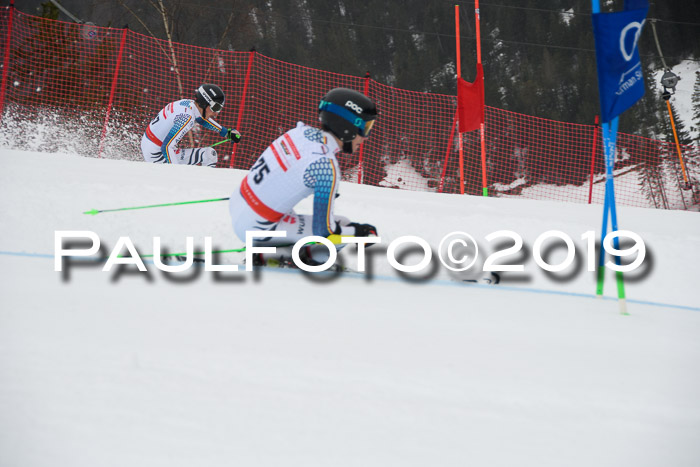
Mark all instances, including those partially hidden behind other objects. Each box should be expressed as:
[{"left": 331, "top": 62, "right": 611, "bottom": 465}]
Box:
[
  {"left": 349, "top": 222, "right": 378, "bottom": 237},
  {"left": 226, "top": 128, "right": 242, "bottom": 143}
]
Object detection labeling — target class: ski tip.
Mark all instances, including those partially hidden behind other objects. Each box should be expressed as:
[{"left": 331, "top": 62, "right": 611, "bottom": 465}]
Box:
[
  {"left": 83, "top": 209, "right": 100, "bottom": 215},
  {"left": 462, "top": 272, "right": 501, "bottom": 285}
]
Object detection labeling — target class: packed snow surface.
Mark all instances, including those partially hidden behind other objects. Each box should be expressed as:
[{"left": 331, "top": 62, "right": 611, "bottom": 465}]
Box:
[{"left": 1, "top": 149, "right": 699, "bottom": 467}]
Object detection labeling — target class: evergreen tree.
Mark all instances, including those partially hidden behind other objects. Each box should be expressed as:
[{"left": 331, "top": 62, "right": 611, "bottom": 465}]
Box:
[
  {"left": 666, "top": 100, "right": 693, "bottom": 146},
  {"left": 39, "top": 1, "right": 59, "bottom": 20},
  {"left": 692, "top": 71, "right": 700, "bottom": 144},
  {"left": 622, "top": 66, "right": 663, "bottom": 139},
  {"left": 638, "top": 162, "right": 666, "bottom": 209}
]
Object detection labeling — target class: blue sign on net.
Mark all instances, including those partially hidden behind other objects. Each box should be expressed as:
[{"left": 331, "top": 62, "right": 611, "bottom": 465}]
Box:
[{"left": 592, "top": 0, "right": 649, "bottom": 123}]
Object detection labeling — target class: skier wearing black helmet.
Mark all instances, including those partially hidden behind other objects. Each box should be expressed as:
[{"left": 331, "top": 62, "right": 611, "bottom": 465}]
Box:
[
  {"left": 141, "top": 84, "right": 241, "bottom": 167},
  {"left": 228, "top": 87, "right": 378, "bottom": 267},
  {"left": 319, "top": 87, "right": 377, "bottom": 153}
]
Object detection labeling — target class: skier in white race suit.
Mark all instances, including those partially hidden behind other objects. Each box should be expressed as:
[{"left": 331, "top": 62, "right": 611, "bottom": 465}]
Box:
[
  {"left": 141, "top": 84, "right": 241, "bottom": 167},
  {"left": 229, "top": 87, "right": 379, "bottom": 265}
]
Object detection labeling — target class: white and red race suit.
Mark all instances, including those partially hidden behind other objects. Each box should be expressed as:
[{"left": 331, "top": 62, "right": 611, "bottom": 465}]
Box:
[
  {"left": 229, "top": 121, "right": 357, "bottom": 248},
  {"left": 141, "top": 99, "right": 229, "bottom": 167}
]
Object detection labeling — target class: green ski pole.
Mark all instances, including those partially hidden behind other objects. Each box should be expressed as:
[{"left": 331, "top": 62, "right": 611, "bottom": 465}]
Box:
[
  {"left": 84, "top": 137, "right": 236, "bottom": 215},
  {"left": 140, "top": 235, "right": 347, "bottom": 259},
  {"left": 84, "top": 197, "right": 230, "bottom": 215},
  {"left": 139, "top": 247, "right": 247, "bottom": 259},
  {"left": 210, "top": 138, "right": 231, "bottom": 148}
]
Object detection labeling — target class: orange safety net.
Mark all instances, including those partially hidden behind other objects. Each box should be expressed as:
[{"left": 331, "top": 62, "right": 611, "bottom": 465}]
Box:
[{"left": 1, "top": 8, "right": 698, "bottom": 210}]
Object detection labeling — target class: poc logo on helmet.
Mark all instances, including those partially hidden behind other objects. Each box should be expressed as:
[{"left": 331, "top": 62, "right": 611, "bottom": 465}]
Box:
[{"left": 345, "top": 100, "right": 363, "bottom": 114}]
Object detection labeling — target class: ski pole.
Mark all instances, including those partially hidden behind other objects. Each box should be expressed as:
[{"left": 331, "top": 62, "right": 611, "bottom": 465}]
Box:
[
  {"left": 83, "top": 197, "right": 230, "bottom": 215},
  {"left": 140, "top": 247, "right": 246, "bottom": 259},
  {"left": 139, "top": 236, "right": 347, "bottom": 259},
  {"left": 85, "top": 137, "right": 235, "bottom": 215},
  {"left": 211, "top": 138, "right": 231, "bottom": 148}
]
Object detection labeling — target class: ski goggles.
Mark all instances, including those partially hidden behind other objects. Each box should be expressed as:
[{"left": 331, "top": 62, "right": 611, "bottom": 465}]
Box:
[
  {"left": 209, "top": 101, "right": 224, "bottom": 112},
  {"left": 360, "top": 119, "right": 375, "bottom": 137},
  {"left": 198, "top": 86, "right": 224, "bottom": 112},
  {"left": 320, "top": 100, "right": 376, "bottom": 137}
]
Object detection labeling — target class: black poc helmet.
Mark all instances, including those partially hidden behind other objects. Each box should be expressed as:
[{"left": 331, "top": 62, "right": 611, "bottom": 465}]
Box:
[
  {"left": 319, "top": 88, "right": 377, "bottom": 153},
  {"left": 195, "top": 84, "right": 225, "bottom": 112}
]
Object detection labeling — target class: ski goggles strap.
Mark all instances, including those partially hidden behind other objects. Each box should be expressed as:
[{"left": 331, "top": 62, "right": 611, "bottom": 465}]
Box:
[{"left": 319, "top": 100, "right": 375, "bottom": 137}]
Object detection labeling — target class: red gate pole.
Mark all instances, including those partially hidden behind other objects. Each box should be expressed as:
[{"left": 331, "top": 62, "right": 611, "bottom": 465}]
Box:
[
  {"left": 455, "top": 5, "right": 465, "bottom": 194},
  {"left": 357, "top": 71, "right": 371, "bottom": 184},
  {"left": 438, "top": 108, "right": 459, "bottom": 193},
  {"left": 98, "top": 27, "right": 128, "bottom": 158},
  {"left": 588, "top": 115, "right": 599, "bottom": 204},
  {"left": 0, "top": 0, "right": 15, "bottom": 123},
  {"left": 229, "top": 50, "right": 255, "bottom": 169},
  {"left": 475, "top": 0, "right": 488, "bottom": 196}
]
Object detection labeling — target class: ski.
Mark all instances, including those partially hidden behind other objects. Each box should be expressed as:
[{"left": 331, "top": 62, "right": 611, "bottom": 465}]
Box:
[
  {"left": 166, "top": 255, "right": 501, "bottom": 285},
  {"left": 463, "top": 272, "right": 501, "bottom": 285}
]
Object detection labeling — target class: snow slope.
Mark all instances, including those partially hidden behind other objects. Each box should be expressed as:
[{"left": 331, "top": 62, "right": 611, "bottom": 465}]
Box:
[{"left": 1, "top": 149, "right": 699, "bottom": 467}]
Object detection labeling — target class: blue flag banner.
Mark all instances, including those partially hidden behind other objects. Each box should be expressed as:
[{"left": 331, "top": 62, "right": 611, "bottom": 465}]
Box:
[{"left": 592, "top": 0, "right": 649, "bottom": 123}]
